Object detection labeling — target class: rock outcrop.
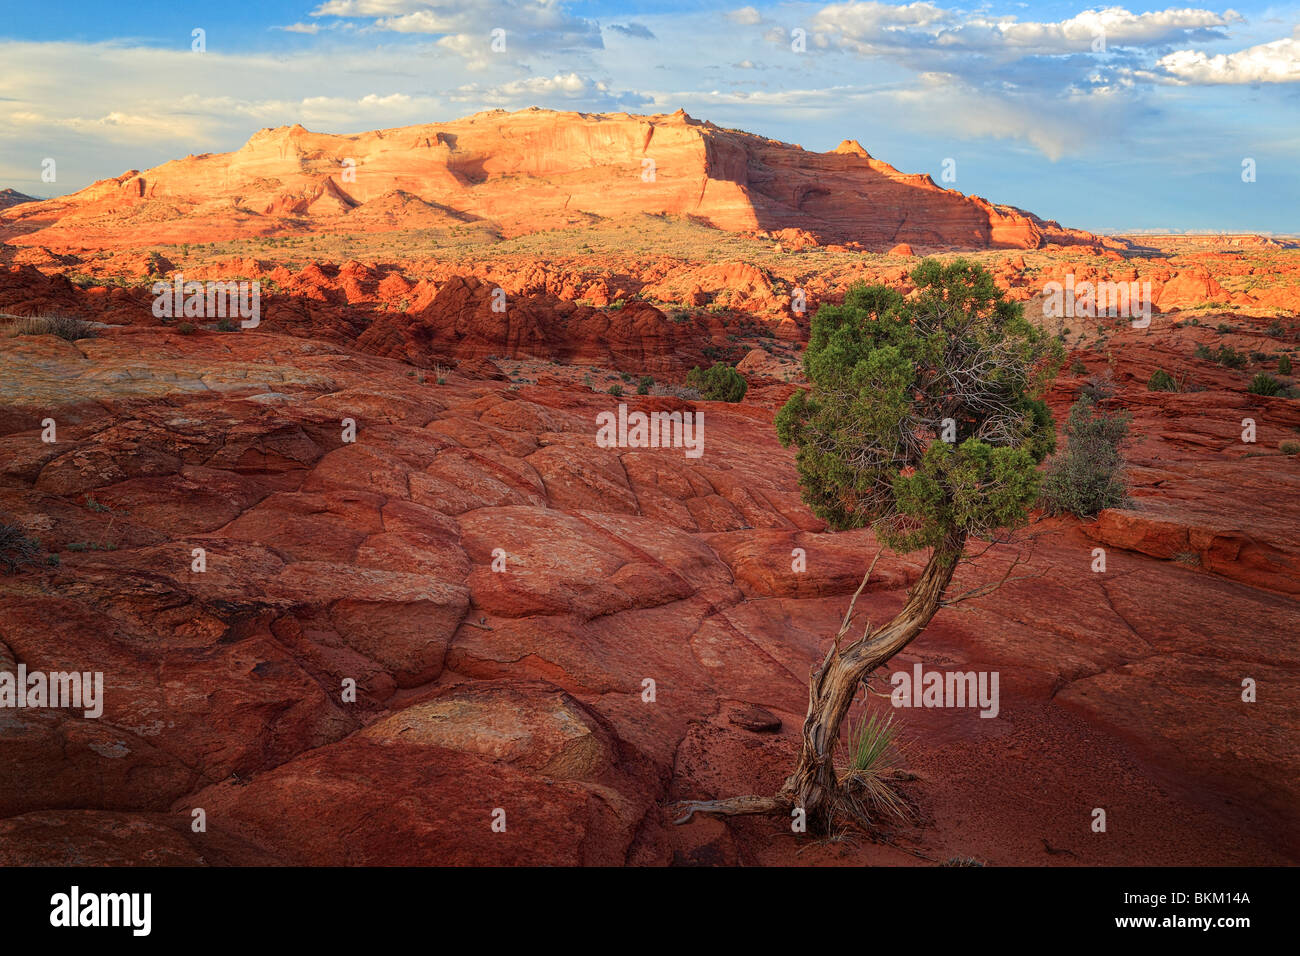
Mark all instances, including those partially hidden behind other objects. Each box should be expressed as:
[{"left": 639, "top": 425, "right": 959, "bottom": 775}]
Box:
[{"left": 0, "top": 109, "right": 1120, "bottom": 251}]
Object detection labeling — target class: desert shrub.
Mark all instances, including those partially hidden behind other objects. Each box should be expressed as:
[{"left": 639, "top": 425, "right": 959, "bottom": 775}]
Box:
[
  {"left": 6, "top": 314, "right": 98, "bottom": 341},
  {"left": 1069, "top": 359, "right": 1087, "bottom": 375},
  {"left": 216, "top": 318, "right": 238, "bottom": 332},
  {"left": 0, "top": 523, "right": 44, "bottom": 574},
  {"left": 685, "top": 362, "right": 748, "bottom": 402},
  {"left": 1197, "top": 343, "right": 1247, "bottom": 368},
  {"left": 1279, "top": 354, "right": 1293, "bottom": 375},
  {"left": 1217, "top": 345, "right": 1247, "bottom": 369},
  {"left": 1216, "top": 323, "right": 1233, "bottom": 334},
  {"left": 1148, "top": 369, "right": 1178, "bottom": 392},
  {"left": 1078, "top": 371, "right": 1116, "bottom": 403},
  {"left": 1248, "top": 373, "right": 1283, "bottom": 396},
  {"left": 1266, "top": 320, "right": 1284, "bottom": 337},
  {"left": 177, "top": 322, "right": 196, "bottom": 335},
  {"left": 650, "top": 383, "right": 701, "bottom": 400},
  {"left": 1280, "top": 440, "right": 1300, "bottom": 455},
  {"left": 636, "top": 375, "right": 654, "bottom": 395},
  {"left": 1040, "top": 395, "right": 1130, "bottom": 518},
  {"left": 608, "top": 383, "right": 623, "bottom": 397}
]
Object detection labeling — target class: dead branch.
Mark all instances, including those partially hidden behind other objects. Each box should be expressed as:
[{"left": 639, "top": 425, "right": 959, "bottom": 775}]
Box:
[{"left": 942, "top": 549, "right": 1046, "bottom": 607}]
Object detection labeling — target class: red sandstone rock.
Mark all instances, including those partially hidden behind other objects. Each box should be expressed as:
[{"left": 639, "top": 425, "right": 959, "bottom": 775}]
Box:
[{"left": 0, "top": 109, "right": 1118, "bottom": 252}]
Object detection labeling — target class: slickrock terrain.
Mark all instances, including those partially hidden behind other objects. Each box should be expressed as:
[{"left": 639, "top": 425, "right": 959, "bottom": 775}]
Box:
[
  {"left": 0, "top": 110, "right": 1297, "bottom": 866},
  {"left": 0, "top": 109, "right": 1118, "bottom": 253}
]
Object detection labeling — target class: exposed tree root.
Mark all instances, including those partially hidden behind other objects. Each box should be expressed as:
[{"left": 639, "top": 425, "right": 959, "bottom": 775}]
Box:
[{"left": 672, "top": 794, "right": 788, "bottom": 825}]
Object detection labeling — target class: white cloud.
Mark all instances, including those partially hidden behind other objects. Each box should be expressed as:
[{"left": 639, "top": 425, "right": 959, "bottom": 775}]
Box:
[
  {"left": 1154, "top": 37, "right": 1300, "bottom": 84},
  {"left": 309, "top": 0, "right": 603, "bottom": 62},
  {"left": 805, "top": 3, "right": 1242, "bottom": 57},
  {"left": 726, "top": 6, "right": 765, "bottom": 26},
  {"left": 450, "top": 72, "right": 649, "bottom": 109}
]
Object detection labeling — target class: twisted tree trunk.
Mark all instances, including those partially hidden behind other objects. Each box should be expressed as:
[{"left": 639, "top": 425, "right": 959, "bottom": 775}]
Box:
[
  {"left": 777, "top": 528, "right": 968, "bottom": 830},
  {"left": 675, "top": 528, "right": 968, "bottom": 831}
]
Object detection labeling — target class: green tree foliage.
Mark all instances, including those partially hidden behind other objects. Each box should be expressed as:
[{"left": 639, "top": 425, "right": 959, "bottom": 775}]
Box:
[
  {"left": 685, "top": 362, "right": 748, "bottom": 402},
  {"left": 776, "top": 259, "right": 1061, "bottom": 552}
]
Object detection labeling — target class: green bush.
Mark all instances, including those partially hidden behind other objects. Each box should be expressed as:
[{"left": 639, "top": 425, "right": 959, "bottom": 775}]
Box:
[
  {"left": 1040, "top": 395, "right": 1130, "bottom": 518},
  {"left": 608, "top": 383, "right": 623, "bottom": 397},
  {"left": 685, "top": 362, "right": 748, "bottom": 403},
  {"left": 1148, "top": 369, "right": 1178, "bottom": 392},
  {"left": 1217, "top": 346, "right": 1247, "bottom": 369},
  {"left": 0, "top": 524, "right": 43, "bottom": 574},
  {"left": 1248, "top": 373, "right": 1283, "bottom": 396},
  {"left": 216, "top": 318, "right": 238, "bottom": 333},
  {"left": 1279, "top": 440, "right": 1300, "bottom": 455},
  {"left": 1196, "top": 343, "right": 1247, "bottom": 369},
  {"left": 1279, "top": 354, "right": 1293, "bottom": 376},
  {"left": 636, "top": 375, "right": 654, "bottom": 395}
]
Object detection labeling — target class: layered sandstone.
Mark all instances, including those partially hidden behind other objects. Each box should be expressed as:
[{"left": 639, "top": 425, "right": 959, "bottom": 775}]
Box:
[{"left": 0, "top": 109, "right": 1118, "bottom": 252}]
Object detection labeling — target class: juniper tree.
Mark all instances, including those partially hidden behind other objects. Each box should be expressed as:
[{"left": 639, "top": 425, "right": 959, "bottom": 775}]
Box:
[{"left": 676, "top": 259, "right": 1061, "bottom": 833}]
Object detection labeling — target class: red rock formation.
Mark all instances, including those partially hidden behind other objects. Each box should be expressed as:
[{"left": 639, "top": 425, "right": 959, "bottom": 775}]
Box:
[{"left": 0, "top": 109, "right": 1120, "bottom": 252}]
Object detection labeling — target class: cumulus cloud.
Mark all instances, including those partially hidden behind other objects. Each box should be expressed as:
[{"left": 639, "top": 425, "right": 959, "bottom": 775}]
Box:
[
  {"left": 1152, "top": 36, "right": 1300, "bottom": 84},
  {"left": 726, "top": 6, "right": 765, "bottom": 26},
  {"left": 450, "top": 71, "right": 651, "bottom": 110},
  {"left": 309, "top": 0, "right": 602, "bottom": 61},
  {"left": 805, "top": 3, "right": 1242, "bottom": 58}
]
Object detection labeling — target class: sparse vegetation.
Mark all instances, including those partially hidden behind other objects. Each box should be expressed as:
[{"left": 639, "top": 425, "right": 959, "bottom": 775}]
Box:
[
  {"left": 0, "top": 523, "right": 45, "bottom": 574},
  {"left": 1078, "top": 371, "right": 1116, "bottom": 403},
  {"left": 636, "top": 375, "right": 653, "bottom": 395},
  {"left": 650, "top": 383, "right": 701, "bottom": 400},
  {"left": 4, "top": 314, "right": 98, "bottom": 341},
  {"left": 1247, "top": 373, "right": 1283, "bottom": 396},
  {"left": 1040, "top": 395, "right": 1131, "bottom": 518},
  {"left": 1147, "top": 369, "right": 1178, "bottom": 392},
  {"left": 684, "top": 362, "right": 748, "bottom": 402},
  {"left": 839, "top": 711, "right": 908, "bottom": 822},
  {"left": 1195, "top": 343, "right": 1247, "bottom": 369}
]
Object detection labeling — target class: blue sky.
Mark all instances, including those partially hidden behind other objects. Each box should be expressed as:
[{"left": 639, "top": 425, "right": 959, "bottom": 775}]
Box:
[{"left": 2, "top": 1, "right": 1297, "bottom": 234}]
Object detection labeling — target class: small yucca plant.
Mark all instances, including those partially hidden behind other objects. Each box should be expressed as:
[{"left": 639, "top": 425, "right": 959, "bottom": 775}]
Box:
[{"left": 838, "top": 710, "right": 908, "bottom": 822}]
